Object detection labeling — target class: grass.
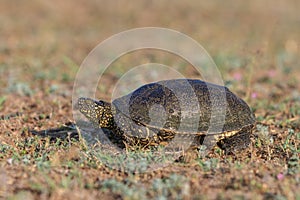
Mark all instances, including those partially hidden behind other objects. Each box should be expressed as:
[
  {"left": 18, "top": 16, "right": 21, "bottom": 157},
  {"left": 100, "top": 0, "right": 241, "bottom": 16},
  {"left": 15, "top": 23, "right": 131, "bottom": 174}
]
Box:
[{"left": 0, "top": 0, "right": 299, "bottom": 199}]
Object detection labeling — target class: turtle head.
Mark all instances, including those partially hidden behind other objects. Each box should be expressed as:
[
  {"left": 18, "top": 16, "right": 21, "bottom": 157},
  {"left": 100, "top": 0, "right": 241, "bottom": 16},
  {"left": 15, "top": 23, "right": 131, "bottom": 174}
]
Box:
[{"left": 77, "top": 97, "right": 115, "bottom": 129}]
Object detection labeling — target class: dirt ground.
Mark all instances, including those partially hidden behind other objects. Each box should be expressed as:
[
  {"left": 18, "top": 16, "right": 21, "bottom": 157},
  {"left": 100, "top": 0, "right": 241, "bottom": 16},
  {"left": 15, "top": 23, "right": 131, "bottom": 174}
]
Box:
[{"left": 0, "top": 1, "right": 299, "bottom": 199}]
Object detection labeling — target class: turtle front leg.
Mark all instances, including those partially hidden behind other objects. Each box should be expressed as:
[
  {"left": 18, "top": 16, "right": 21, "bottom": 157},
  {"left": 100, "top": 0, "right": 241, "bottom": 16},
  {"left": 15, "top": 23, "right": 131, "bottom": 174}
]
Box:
[
  {"left": 177, "top": 146, "right": 199, "bottom": 163},
  {"left": 177, "top": 135, "right": 213, "bottom": 162}
]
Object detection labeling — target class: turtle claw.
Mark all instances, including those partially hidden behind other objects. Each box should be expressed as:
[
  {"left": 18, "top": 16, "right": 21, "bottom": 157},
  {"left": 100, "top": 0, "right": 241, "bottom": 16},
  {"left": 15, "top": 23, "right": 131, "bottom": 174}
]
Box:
[{"left": 176, "top": 146, "right": 199, "bottom": 163}]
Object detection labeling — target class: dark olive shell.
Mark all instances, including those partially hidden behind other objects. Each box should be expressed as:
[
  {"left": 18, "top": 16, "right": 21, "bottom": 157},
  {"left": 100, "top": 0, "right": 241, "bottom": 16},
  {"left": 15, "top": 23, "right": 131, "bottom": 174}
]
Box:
[{"left": 112, "top": 79, "right": 255, "bottom": 135}]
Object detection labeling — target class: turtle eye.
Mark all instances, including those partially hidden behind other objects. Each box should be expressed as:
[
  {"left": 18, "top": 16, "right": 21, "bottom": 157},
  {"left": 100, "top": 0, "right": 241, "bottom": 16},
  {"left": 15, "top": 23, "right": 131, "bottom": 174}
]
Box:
[{"left": 169, "top": 108, "right": 174, "bottom": 114}]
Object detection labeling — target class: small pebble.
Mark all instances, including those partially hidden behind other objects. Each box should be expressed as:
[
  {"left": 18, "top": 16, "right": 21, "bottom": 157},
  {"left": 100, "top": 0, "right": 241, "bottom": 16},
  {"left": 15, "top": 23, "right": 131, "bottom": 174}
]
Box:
[{"left": 7, "top": 158, "right": 13, "bottom": 165}]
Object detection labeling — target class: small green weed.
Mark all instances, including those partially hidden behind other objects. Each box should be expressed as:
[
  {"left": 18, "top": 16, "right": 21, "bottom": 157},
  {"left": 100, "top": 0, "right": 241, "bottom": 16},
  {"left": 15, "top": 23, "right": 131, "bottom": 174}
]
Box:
[
  {"left": 151, "top": 174, "right": 190, "bottom": 200},
  {"left": 7, "top": 82, "right": 34, "bottom": 96},
  {"left": 102, "top": 179, "right": 147, "bottom": 200}
]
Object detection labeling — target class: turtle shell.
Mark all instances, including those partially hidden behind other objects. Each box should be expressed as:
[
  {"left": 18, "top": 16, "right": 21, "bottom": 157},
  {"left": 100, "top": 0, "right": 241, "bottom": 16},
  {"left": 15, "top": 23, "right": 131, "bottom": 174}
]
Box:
[{"left": 111, "top": 79, "right": 255, "bottom": 139}]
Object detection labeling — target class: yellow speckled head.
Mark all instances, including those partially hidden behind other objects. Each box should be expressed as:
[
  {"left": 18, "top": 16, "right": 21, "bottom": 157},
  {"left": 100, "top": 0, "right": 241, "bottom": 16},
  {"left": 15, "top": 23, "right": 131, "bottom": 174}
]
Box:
[{"left": 77, "top": 97, "right": 115, "bottom": 129}]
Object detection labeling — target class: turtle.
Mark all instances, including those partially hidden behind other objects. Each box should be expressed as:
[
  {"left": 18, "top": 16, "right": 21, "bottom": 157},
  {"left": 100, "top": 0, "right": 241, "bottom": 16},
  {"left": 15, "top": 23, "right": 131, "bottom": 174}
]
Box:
[{"left": 77, "top": 79, "right": 256, "bottom": 161}]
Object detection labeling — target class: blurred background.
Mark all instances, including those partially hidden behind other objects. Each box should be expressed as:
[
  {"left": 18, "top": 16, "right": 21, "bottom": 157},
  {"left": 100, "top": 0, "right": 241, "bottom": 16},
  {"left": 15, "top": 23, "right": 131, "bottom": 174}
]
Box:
[{"left": 0, "top": 0, "right": 299, "bottom": 99}]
